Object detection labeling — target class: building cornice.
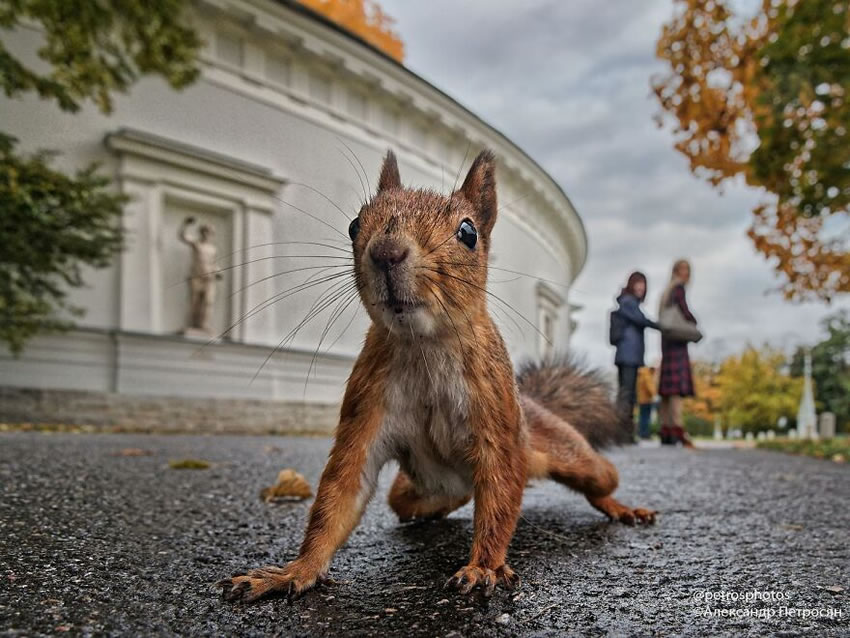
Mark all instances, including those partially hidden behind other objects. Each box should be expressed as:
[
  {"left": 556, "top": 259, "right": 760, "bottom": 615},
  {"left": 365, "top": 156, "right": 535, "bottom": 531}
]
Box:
[
  {"left": 105, "top": 127, "right": 286, "bottom": 194},
  {"left": 193, "top": 0, "right": 587, "bottom": 280}
]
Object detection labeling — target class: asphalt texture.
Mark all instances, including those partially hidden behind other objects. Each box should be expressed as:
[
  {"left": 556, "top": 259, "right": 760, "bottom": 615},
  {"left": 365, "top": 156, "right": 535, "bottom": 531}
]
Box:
[{"left": 1, "top": 432, "right": 848, "bottom": 637}]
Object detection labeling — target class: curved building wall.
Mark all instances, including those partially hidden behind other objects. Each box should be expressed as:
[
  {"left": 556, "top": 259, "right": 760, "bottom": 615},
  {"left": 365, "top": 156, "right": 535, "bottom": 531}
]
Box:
[{"left": 0, "top": 0, "right": 586, "bottom": 424}]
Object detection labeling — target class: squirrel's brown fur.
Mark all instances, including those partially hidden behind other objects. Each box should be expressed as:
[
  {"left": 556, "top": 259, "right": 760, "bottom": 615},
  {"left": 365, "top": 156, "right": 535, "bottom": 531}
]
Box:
[{"left": 219, "top": 150, "right": 655, "bottom": 603}]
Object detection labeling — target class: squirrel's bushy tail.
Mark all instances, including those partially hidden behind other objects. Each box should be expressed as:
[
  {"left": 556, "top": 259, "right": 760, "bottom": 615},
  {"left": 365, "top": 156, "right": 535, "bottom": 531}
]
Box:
[{"left": 516, "top": 354, "right": 631, "bottom": 449}]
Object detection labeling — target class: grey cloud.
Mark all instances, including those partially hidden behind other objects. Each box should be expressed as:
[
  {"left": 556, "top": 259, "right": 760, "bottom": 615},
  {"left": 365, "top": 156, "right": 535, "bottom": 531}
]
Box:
[{"left": 380, "top": 0, "right": 850, "bottom": 366}]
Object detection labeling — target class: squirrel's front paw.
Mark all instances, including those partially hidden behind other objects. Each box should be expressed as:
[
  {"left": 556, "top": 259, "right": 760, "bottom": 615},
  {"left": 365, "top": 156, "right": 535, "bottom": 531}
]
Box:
[
  {"left": 445, "top": 564, "right": 520, "bottom": 597},
  {"left": 216, "top": 561, "right": 321, "bottom": 603}
]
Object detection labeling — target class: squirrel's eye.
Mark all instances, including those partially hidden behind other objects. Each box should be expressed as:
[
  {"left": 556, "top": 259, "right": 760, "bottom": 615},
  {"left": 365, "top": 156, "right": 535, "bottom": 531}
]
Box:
[
  {"left": 457, "top": 219, "right": 477, "bottom": 249},
  {"left": 348, "top": 217, "right": 360, "bottom": 241},
  {"left": 456, "top": 219, "right": 477, "bottom": 250}
]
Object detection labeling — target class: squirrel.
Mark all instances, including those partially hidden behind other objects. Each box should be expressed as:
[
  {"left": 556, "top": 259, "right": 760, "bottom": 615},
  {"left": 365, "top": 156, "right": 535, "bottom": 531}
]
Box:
[{"left": 218, "top": 150, "right": 656, "bottom": 603}]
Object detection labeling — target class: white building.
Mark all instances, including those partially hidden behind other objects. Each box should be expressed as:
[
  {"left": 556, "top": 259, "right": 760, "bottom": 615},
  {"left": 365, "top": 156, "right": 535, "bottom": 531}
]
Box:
[{"left": 0, "top": 0, "right": 587, "bottom": 432}]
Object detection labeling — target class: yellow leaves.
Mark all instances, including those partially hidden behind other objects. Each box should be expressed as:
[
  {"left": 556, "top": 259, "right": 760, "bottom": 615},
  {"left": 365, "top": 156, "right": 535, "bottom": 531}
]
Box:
[
  {"left": 298, "top": 0, "right": 404, "bottom": 62},
  {"left": 686, "top": 347, "right": 804, "bottom": 431},
  {"left": 749, "top": 201, "right": 850, "bottom": 301}
]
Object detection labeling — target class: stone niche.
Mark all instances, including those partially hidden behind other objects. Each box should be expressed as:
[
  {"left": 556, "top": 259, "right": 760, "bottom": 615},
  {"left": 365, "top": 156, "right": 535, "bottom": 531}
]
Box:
[{"left": 105, "top": 128, "right": 285, "bottom": 346}]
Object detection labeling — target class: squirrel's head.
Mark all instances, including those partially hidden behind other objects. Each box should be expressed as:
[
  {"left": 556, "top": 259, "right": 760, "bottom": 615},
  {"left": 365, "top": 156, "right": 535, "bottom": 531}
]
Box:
[{"left": 352, "top": 149, "right": 497, "bottom": 339}]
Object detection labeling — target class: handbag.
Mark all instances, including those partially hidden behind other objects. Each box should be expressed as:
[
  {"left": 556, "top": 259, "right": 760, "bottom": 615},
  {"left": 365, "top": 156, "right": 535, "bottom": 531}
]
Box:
[{"left": 659, "top": 304, "right": 703, "bottom": 343}]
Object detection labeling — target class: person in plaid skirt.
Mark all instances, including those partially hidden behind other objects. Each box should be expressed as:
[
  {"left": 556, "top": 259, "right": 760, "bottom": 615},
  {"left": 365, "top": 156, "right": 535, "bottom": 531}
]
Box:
[{"left": 658, "top": 259, "right": 696, "bottom": 447}]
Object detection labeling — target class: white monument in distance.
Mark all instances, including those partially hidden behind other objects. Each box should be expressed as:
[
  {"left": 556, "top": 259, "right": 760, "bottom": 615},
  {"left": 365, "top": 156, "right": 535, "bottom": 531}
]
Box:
[{"left": 796, "top": 352, "right": 818, "bottom": 439}]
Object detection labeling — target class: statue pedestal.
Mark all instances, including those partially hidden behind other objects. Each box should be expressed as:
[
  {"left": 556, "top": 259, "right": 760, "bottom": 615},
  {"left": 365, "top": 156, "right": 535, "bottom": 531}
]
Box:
[{"left": 179, "top": 328, "right": 215, "bottom": 341}]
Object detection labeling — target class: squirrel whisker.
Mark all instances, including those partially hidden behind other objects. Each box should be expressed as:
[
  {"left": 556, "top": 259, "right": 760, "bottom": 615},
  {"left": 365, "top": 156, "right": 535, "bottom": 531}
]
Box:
[
  {"left": 229, "top": 263, "right": 354, "bottom": 300},
  {"left": 272, "top": 195, "right": 350, "bottom": 242},
  {"left": 417, "top": 266, "right": 550, "bottom": 345},
  {"left": 251, "top": 278, "right": 360, "bottom": 384},
  {"left": 335, "top": 137, "right": 372, "bottom": 201},
  {"left": 304, "top": 286, "right": 363, "bottom": 396},
  {"left": 286, "top": 181, "right": 354, "bottom": 223}
]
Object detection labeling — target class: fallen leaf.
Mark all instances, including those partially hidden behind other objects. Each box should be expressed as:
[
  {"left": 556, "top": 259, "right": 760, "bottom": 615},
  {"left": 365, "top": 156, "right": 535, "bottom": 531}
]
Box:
[
  {"left": 824, "top": 585, "right": 845, "bottom": 594},
  {"left": 780, "top": 523, "right": 804, "bottom": 531},
  {"left": 169, "top": 459, "right": 211, "bottom": 470},
  {"left": 113, "top": 448, "right": 152, "bottom": 457},
  {"left": 260, "top": 469, "right": 312, "bottom": 502}
]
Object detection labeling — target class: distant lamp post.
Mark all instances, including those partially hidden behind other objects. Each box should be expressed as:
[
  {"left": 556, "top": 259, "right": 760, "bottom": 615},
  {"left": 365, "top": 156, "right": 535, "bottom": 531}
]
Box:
[{"left": 796, "top": 351, "right": 818, "bottom": 439}]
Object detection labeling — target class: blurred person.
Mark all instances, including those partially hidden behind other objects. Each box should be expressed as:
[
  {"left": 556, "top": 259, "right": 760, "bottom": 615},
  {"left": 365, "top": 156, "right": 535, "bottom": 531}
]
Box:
[
  {"left": 658, "top": 259, "right": 697, "bottom": 447},
  {"left": 636, "top": 365, "right": 657, "bottom": 440},
  {"left": 612, "top": 272, "right": 660, "bottom": 437}
]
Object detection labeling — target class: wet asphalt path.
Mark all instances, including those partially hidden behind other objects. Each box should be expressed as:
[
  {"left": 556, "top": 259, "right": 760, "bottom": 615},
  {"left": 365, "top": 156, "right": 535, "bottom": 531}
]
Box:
[{"left": 1, "top": 432, "right": 847, "bottom": 637}]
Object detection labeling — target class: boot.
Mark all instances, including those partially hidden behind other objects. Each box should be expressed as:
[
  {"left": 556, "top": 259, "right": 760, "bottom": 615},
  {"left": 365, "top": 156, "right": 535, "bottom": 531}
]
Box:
[
  {"left": 672, "top": 425, "right": 695, "bottom": 448},
  {"left": 659, "top": 425, "right": 673, "bottom": 445}
]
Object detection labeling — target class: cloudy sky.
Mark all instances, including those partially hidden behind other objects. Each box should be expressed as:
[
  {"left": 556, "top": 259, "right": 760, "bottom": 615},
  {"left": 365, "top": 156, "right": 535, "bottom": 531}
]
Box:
[{"left": 380, "top": 0, "right": 849, "bottom": 368}]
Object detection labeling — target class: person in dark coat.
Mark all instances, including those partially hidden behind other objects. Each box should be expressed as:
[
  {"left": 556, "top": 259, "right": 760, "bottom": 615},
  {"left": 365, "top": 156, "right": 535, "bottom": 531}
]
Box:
[
  {"left": 658, "top": 259, "right": 697, "bottom": 447},
  {"left": 613, "top": 272, "right": 660, "bottom": 436}
]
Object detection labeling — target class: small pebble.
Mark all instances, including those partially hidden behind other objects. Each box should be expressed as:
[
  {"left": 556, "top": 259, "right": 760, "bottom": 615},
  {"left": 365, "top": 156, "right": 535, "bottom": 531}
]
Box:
[{"left": 496, "top": 613, "right": 511, "bottom": 625}]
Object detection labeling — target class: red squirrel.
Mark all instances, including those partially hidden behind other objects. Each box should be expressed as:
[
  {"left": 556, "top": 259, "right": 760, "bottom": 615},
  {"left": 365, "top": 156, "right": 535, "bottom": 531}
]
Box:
[{"left": 218, "top": 150, "right": 656, "bottom": 602}]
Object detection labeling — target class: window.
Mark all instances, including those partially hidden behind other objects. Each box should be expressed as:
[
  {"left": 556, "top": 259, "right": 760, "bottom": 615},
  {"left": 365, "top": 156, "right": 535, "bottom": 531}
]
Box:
[
  {"left": 266, "top": 54, "right": 291, "bottom": 87},
  {"left": 309, "top": 73, "right": 332, "bottom": 104},
  {"left": 383, "top": 106, "right": 400, "bottom": 136},
  {"left": 536, "top": 282, "right": 565, "bottom": 358},
  {"left": 541, "top": 311, "right": 555, "bottom": 359},
  {"left": 216, "top": 31, "right": 244, "bottom": 68},
  {"left": 348, "top": 89, "right": 368, "bottom": 121}
]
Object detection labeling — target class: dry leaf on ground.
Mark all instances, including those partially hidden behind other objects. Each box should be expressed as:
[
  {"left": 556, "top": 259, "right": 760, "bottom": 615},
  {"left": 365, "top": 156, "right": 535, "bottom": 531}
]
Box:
[
  {"left": 113, "top": 448, "right": 152, "bottom": 457},
  {"left": 260, "top": 469, "right": 312, "bottom": 502}
]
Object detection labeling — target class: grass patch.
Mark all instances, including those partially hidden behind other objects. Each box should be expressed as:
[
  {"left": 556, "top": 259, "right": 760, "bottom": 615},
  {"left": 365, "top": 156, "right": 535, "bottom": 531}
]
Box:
[{"left": 756, "top": 437, "right": 849, "bottom": 463}]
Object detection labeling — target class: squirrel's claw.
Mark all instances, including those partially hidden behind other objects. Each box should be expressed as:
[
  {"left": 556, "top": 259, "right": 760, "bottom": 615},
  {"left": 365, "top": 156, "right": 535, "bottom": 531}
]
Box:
[
  {"left": 216, "top": 563, "right": 318, "bottom": 604},
  {"left": 445, "top": 564, "right": 518, "bottom": 597}
]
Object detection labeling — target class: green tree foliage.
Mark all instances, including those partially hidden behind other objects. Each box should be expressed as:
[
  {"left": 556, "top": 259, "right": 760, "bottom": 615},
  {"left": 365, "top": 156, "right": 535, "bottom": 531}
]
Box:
[
  {"left": 0, "top": 0, "right": 201, "bottom": 354},
  {"left": 0, "top": 0, "right": 200, "bottom": 113},
  {"left": 791, "top": 310, "right": 850, "bottom": 433},
  {"left": 0, "top": 135, "right": 125, "bottom": 353},
  {"left": 751, "top": 0, "right": 850, "bottom": 221}
]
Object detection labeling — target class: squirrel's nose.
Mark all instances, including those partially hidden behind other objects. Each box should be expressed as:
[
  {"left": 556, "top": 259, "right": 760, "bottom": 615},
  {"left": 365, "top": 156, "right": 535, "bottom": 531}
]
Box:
[{"left": 370, "top": 239, "right": 409, "bottom": 270}]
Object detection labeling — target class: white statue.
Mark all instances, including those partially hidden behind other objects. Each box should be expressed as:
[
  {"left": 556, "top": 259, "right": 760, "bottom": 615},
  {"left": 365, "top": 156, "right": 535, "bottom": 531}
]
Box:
[{"left": 179, "top": 217, "right": 221, "bottom": 335}]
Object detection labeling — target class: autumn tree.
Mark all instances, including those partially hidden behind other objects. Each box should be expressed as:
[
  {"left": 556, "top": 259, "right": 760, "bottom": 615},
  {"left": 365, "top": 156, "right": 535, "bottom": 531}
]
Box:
[
  {"left": 0, "top": 0, "right": 201, "bottom": 354},
  {"left": 653, "top": 0, "right": 850, "bottom": 301},
  {"left": 708, "top": 347, "right": 803, "bottom": 433},
  {"left": 298, "top": 0, "right": 404, "bottom": 62}
]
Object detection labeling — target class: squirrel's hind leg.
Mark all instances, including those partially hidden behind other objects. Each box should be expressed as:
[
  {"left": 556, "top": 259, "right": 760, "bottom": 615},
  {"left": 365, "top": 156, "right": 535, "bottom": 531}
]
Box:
[
  {"left": 388, "top": 471, "right": 470, "bottom": 522},
  {"left": 523, "top": 396, "right": 656, "bottom": 525}
]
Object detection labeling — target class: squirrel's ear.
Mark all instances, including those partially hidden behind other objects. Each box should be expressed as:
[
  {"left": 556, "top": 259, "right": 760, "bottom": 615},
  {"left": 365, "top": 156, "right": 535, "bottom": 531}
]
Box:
[
  {"left": 377, "top": 150, "right": 401, "bottom": 193},
  {"left": 459, "top": 150, "right": 497, "bottom": 234}
]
